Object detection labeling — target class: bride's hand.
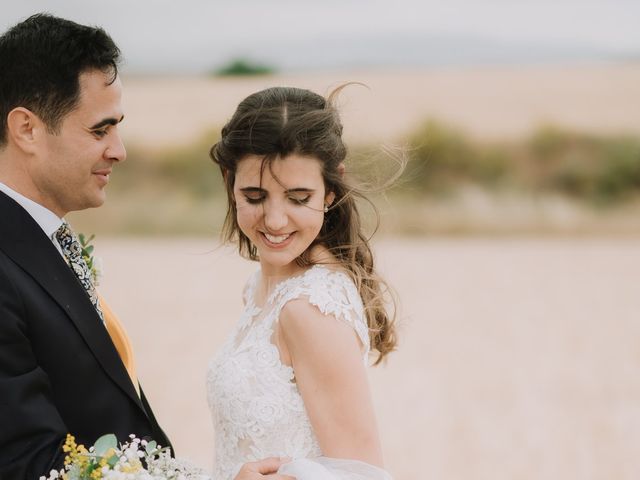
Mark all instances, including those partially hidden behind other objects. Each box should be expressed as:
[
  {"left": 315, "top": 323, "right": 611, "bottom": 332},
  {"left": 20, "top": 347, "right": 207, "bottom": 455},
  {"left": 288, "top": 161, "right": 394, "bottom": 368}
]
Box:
[{"left": 234, "top": 457, "right": 295, "bottom": 480}]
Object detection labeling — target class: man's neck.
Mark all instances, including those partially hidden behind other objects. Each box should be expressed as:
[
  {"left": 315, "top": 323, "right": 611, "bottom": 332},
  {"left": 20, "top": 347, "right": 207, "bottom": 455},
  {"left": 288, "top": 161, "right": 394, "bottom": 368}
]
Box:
[
  {"left": 0, "top": 158, "right": 66, "bottom": 218},
  {"left": 0, "top": 181, "right": 64, "bottom": 241}
]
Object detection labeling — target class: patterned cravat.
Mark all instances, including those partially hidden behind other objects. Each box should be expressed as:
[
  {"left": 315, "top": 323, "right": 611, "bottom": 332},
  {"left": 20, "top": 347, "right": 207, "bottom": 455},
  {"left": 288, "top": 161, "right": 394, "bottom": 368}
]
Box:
[{"left": 55, "top": 222, "right": 104, "bottom": 323}]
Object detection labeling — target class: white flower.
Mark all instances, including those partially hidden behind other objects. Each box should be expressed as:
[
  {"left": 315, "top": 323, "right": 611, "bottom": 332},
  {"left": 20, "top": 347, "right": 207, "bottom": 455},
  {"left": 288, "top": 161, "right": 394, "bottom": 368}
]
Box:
[
  {"left": 251, "top": 396, "right": 283, "bottom": 424},
  {"left": 254, "top": 344, "right": 278, "bottom": 367}
]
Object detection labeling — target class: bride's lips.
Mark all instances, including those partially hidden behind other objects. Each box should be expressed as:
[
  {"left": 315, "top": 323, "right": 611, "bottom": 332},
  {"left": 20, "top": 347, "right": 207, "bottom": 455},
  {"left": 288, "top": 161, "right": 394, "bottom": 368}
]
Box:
[{"left": 260, "top": 231, "right": 295, "bottom": 249}]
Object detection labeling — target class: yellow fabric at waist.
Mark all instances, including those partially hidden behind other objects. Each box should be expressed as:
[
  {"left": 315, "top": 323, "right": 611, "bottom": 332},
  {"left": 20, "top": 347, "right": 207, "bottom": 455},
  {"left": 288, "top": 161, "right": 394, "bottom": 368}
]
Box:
[{"left": 98, "top": 295, "right": 140, "bottom": 397}]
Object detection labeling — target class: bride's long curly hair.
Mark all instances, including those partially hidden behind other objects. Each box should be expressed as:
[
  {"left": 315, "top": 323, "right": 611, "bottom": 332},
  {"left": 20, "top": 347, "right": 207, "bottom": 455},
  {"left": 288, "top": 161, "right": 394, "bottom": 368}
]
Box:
[{"left": 210, "top": 86, "right": 397, "bottom": 364}]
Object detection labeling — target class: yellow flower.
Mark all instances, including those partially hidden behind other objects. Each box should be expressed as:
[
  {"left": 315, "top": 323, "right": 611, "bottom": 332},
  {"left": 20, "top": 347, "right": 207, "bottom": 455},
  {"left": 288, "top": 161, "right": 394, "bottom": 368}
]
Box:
[
  {"left": 61, "top": 434, "right": 93, "bottom": 472},
  {"left": 62, "top": 434, "right": 76, "bottom": 453},
  {"left": 121, "top": 459, "right": 143, "bottom": 473}
]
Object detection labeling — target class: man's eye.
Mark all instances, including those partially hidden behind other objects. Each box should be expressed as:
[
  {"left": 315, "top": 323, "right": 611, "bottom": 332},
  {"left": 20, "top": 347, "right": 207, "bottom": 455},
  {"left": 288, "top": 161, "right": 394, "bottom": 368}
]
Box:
[{"left": 93, "top": 129, "right": 108, "bottom": 138}]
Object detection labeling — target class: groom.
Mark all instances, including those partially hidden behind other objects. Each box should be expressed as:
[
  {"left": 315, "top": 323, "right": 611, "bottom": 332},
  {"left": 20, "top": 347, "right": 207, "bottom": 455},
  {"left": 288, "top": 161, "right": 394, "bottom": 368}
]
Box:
[{"left": 0, "top": 14, "right": 291, "bottom": 480}]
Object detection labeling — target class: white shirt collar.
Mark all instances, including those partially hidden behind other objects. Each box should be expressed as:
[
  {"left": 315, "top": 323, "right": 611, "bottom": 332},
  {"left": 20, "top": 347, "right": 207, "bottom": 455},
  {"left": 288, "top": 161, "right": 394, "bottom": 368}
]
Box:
[{"left": 0, "top": 181, "right": 64, "bottom": 239}]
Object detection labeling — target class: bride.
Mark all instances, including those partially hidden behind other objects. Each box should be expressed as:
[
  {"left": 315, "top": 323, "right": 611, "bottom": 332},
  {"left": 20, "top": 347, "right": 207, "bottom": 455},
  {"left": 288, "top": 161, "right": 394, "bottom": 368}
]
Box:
[{"left": 207, "top": 86, "right": 397, "bottom": 480}]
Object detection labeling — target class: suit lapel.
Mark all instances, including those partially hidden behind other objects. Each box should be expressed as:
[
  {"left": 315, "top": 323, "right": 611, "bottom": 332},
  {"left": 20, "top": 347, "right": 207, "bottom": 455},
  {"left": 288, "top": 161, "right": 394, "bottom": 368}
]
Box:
[{"left": 0, "top": 191, "right": 145, "bottom": 412}]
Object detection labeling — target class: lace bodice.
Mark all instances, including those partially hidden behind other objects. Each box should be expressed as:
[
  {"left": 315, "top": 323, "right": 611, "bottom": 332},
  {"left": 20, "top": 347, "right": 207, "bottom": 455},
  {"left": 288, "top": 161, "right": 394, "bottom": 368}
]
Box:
[{"left": 206, "top": 265, "right": 370, "bottom": 480}]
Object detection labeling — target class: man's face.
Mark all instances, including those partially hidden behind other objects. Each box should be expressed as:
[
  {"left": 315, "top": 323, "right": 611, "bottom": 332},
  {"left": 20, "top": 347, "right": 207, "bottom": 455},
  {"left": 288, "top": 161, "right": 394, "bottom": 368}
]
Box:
[{"left": 30, "top": 69, "right": 126, "bottom": 217}]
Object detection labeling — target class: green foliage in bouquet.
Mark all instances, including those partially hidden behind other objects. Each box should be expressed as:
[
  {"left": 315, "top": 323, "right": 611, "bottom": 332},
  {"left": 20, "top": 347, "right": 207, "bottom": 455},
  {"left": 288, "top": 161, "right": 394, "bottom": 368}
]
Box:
[{"left": 41, "top": 434, "right": 207, "bottom": 480}]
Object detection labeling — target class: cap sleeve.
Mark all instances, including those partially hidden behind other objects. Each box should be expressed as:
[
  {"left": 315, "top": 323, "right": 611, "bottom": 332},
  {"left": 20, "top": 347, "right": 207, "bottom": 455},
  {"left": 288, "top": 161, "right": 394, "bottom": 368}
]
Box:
[{"left": 270, "top": 266, "right": 370, "bottom": 361}]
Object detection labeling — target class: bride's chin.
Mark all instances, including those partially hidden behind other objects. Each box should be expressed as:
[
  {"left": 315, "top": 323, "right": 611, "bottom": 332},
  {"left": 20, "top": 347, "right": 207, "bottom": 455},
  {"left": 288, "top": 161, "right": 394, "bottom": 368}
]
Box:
[{"left": 305, "top": 243, "right": 334, "bottom": 264}]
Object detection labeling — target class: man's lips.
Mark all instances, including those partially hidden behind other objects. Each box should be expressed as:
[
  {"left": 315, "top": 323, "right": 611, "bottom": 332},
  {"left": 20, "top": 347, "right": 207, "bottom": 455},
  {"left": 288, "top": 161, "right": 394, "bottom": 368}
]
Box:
[{"left": 92, "top": 168, "right": 112, "bottom": 185}]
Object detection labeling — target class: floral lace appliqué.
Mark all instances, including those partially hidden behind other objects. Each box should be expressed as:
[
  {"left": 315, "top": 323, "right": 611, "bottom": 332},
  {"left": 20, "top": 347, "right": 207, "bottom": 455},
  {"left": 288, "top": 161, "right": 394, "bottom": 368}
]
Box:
[{"left": 206, "top": 265, "right": 370, "bottom": 480}]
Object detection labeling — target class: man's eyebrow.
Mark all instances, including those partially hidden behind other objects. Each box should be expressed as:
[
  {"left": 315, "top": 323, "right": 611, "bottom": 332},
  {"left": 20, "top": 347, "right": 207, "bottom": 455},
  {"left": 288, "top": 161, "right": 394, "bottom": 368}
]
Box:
[
  {"left": 239, "top": 187, "right": 265, "bottom": 193},
  {"left": 89, "top": 115, "right": 124, "bottom": 130}
]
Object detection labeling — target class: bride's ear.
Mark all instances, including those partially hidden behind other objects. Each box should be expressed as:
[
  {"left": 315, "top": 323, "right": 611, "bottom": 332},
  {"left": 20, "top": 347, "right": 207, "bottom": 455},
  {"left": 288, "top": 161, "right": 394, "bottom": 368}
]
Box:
[
  {"left": 324, "top": 191, "right": 336, "bottom": 207},
  {"left": 337, "top": 162, "right": 345, "bottom": 178}
]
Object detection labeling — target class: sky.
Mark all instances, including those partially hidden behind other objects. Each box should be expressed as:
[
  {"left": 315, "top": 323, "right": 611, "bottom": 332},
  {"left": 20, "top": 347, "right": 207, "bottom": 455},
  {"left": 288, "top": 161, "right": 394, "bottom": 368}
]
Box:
[{"left": 2, "top": 0, "right": 639, "bottom": 73}]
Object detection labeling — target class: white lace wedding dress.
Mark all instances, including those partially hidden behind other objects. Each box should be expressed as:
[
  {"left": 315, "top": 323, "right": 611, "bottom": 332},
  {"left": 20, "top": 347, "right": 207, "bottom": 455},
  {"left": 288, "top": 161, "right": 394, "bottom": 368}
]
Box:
[{"left": 206, "top": 265, "right": 392, "bottom": 480}]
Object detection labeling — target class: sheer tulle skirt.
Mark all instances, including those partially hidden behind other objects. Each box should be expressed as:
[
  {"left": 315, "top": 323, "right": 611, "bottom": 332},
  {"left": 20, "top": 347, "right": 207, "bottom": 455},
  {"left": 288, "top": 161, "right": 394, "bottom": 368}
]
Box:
[{"left": 278, "top": 457, "right": 392, "bottom": 480}]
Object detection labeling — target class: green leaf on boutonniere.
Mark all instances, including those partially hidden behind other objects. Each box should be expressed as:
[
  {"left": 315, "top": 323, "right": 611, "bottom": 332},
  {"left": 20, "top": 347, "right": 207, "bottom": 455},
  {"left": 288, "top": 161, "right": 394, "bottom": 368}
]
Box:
[
  {"left": 77, "top": 232, "right": 101, "bottom": 285},
  {"left": 79, "top": 233, "right": 95, "bottom": 245},
  {"left": 93, "top": 433, "right": 117, "bottom": 456}
]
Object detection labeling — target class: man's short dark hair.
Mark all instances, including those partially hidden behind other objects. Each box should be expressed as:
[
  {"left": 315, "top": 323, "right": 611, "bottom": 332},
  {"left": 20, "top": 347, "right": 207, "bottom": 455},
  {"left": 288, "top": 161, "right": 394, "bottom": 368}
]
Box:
[{"left": 0, "top": 13, "right": 121, "bottom": 146}]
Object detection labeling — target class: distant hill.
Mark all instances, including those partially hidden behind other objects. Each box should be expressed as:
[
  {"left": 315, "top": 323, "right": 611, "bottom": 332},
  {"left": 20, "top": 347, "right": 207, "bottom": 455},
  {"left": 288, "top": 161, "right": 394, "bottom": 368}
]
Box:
[{"left": 206, "top": 33, "right": 637, "bottom": 73}]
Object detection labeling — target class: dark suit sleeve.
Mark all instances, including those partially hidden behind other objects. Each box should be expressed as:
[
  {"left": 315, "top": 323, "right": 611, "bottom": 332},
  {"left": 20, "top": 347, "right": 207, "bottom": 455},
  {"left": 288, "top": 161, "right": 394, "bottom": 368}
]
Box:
[{"left": 0, "top": 260, "right": 66, "bottom": 480}]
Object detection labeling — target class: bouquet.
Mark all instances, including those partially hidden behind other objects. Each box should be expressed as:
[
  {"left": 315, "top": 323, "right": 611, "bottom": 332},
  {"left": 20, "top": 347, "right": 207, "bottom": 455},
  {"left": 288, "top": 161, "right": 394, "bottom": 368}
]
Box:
[{"left": 41, "top": 433, "right": 209, "bottom": 480}]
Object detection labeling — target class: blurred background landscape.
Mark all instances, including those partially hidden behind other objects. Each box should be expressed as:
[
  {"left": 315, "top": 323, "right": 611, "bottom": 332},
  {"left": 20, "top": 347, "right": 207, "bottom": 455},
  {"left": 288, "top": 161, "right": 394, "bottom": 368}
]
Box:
[
  {"left": 75, "top": 65, "right": 640, "bottom": 236},
  {"left": 4, "top": 1, "right": 640, "bottom": 236},
  {"left": 4, "top": 2, "right": 639, "bottom": 479}
]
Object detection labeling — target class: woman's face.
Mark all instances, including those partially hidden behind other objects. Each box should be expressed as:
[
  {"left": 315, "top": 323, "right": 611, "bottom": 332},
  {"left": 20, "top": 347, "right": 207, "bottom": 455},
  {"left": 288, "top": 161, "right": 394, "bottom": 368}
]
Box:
[{"left": 233, "top": 154, "right": 334, "bottom": 277}]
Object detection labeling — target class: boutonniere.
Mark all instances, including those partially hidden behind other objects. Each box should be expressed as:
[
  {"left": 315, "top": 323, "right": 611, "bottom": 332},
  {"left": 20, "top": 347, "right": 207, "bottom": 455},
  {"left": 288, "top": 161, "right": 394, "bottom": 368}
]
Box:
[{"left": 78, "top": 233, "right": 102, "bottom": 286}]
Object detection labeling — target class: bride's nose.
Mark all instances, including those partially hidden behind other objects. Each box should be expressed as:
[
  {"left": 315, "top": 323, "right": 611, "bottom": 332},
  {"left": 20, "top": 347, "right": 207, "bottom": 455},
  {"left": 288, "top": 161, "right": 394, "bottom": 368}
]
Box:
[{"left": 263, "top": 201, "right": 288, "bottom": 232}]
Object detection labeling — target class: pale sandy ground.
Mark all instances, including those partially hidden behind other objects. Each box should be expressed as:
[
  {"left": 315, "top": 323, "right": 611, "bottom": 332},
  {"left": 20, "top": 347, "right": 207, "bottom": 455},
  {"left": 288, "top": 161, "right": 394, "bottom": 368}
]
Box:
[
  {"left": 120, "top": 63, "right": 640, "bottom": 148},
  {"left": 95, "top": 237, "right": 640, "bottom": 480}
]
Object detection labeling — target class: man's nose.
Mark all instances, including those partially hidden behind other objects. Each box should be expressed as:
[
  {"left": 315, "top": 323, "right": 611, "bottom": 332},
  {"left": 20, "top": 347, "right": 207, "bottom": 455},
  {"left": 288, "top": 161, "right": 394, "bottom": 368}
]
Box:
[{"left": 105, "top": 129, "right": 126, "bottom": 163}]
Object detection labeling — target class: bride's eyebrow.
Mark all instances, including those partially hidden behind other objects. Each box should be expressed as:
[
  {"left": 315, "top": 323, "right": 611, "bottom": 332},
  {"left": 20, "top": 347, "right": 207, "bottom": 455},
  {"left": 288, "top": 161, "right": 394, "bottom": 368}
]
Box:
[
  {"left": 239, "top": 187, "right": 315, "bottom": 194},
  {"left": 285, "top": 188, "right": 315, "bottom": 194}
]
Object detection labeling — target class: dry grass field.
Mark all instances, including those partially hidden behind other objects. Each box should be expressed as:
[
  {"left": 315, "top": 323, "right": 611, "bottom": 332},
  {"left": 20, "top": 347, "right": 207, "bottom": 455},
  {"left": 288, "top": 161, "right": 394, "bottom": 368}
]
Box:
[
  {"left": 120, "top": 63, "right": 640, "bottom": 148},
  {"left": 96, "top": 237, "right": 640, "bottom": 480}
]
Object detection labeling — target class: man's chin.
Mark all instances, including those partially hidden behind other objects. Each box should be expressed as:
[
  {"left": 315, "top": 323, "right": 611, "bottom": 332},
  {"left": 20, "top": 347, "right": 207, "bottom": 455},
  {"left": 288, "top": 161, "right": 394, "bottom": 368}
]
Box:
[
  {"left": 74, "top": 192, "right": 107, "bottom": 212},
  {"left": 91, "top": 195, "right": 107, "bottom": 209}
]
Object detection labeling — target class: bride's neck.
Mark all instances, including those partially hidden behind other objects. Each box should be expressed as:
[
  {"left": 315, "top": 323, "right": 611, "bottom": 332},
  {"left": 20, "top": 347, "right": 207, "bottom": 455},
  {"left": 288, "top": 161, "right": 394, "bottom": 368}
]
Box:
[{"left": 256, "top": 245, "right": 337, "bottom": 303}]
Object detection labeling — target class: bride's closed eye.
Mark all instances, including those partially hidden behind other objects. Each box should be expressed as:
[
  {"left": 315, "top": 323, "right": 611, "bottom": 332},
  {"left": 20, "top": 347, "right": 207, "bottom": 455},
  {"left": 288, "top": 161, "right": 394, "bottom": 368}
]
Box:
[
  {"left": 243, "top": 193, "right": 312, "bottom": 205},
  {"left": 244, "top": 194, "right": 266, "bottom": 204},
  {"left": 288, "top": 194, "right": 311, "bottom": 205}
]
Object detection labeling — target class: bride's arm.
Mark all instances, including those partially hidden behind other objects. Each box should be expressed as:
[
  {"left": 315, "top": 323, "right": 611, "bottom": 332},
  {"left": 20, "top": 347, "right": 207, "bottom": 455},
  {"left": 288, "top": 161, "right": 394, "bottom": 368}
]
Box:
[{"left": 277, "top": 298, "right": 384, "bottom": 467}]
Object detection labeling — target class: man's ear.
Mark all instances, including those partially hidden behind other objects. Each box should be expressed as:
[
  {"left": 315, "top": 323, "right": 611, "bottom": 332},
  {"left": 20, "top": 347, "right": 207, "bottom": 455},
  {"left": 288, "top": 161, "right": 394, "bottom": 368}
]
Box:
[{"left": 6, "top": 107, "right": 41, "bottom": 154}]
